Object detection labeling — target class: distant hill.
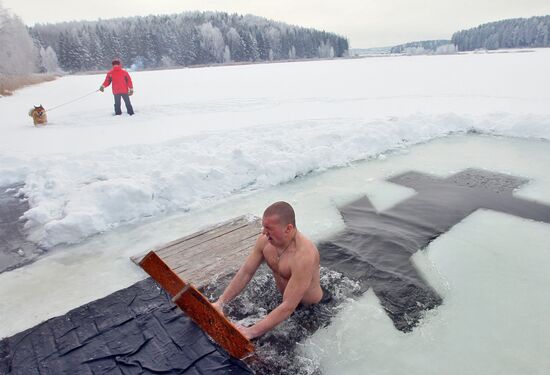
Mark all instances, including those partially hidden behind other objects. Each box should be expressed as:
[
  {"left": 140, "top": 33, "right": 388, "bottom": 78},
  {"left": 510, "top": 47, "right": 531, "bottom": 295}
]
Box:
[
  {"left": 451, "top": 15, "right": 550, "bottom": 51},
  {"left": 388, "top": 15, "right": 550, "bottom": 54},
  {"left": 30, "top": 11, "right": 349, "bottom": 72},
  {"left": 349, "top": 47, "right": 391, "bottom": 56},
  {"left": 390, "top": 40, "right": 453, "bottom": 54}
]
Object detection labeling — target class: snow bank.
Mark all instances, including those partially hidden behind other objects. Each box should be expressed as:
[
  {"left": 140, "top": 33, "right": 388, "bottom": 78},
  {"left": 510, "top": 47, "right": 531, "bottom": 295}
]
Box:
[{"left": 3, "top": 112, "right": 548, "bottom": 248}]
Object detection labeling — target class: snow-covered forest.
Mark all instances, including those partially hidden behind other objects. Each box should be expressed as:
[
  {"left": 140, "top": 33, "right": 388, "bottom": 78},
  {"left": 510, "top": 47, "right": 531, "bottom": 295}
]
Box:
[
  {"left": 451, "top": 15, "right": 550, "bottom": 51},
  {"left": 30, "top": 11, "right": 349, "bottom": 72}
]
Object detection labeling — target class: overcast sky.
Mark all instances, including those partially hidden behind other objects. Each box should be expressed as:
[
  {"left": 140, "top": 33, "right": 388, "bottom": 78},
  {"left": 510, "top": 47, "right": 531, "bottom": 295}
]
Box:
[{"left": 4, "top": 0, "right": 550, "bottom": 47}]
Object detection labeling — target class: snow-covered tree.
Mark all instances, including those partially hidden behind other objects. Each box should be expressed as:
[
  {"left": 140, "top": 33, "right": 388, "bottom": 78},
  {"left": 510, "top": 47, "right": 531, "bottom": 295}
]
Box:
[
  {"left": 435, "top": 44, "right": 457, "bottom": 54},
  {"left": 0, "top": 1, "right": 37, "bottom": 75},
  {"left": 223, "top": 45, "right": 231, "bottom": 63},
  {"left": 289, "top": 45, "right": 296, "bottom": 59},
  {"left": 266, "top": 27, "right": 282, "bottom": 59},
  {"left": 391, "top": 40, "right": 452, "bottom": 54},
  {"left": 160, "top": 55, "right": 175, "bottom": 67},
  {"left": 243, "top": 31, "right": 260, "bottom": 61},
  {"left": 39, "top": 46, "right": 61, "bottom": 73},
  {"left": 318, "top": 40, "right": 335, "bottom": 58},
  {"left": 404, "top": 46, "right": 426, "bottom": 55},
  {"left": 226, "top": 27, "right": 245, "bottom": 61},
  {"left": 199, "top": 22, "right": 225, "bottom": 63}
]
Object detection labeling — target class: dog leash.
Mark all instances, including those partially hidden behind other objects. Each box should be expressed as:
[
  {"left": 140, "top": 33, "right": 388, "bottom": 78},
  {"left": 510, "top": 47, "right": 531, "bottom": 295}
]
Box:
[{"left": 46, "top": 89, "right": 99, "bottom": 112}]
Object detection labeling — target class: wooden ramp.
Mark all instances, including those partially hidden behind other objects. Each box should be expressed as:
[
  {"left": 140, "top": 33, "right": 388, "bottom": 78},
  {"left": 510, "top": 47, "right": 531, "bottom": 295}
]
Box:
[
  {"left": 131, "top": 215, "right": 261, "bottom": 358},
  {"left": 140, "top": 251, "right": 255, "bottom": 359},
  {"left": 131, "top": 215, "right": 262, "bottom": 289}
]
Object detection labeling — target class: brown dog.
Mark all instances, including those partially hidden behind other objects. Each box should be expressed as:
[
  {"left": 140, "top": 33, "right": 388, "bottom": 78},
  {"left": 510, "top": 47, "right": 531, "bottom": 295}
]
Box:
[{"left": 28, "top": 105, "right": 48, "bottom": 126}]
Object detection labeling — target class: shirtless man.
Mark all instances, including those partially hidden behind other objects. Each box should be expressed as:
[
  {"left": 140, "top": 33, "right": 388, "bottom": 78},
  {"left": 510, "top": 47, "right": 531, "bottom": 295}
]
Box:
[{"left": 213, "top": 201, "right": 323, "bottom": 339}]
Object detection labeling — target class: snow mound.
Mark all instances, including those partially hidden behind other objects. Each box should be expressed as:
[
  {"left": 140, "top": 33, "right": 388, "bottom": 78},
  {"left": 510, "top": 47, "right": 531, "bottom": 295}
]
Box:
[{"left": 2, "top": 112, "right": 548, "bottom": 248}]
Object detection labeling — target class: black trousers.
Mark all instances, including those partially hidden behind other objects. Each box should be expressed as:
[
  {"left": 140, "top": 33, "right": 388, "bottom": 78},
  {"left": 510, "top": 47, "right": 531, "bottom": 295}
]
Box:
[{"left": 114, "top": 94, "right": 134, "bottom": 115}]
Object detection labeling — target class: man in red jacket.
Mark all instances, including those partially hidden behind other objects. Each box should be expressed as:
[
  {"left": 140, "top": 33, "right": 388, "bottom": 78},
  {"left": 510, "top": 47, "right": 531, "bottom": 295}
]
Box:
[{"left": 99, "top": 58, "right": 134, "bottom": 115}]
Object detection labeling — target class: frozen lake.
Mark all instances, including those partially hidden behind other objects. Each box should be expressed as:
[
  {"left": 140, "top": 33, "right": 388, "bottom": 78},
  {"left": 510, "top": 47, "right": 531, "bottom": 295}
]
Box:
[
  {"left": 1, "top": 134, "right": 549, "bottom": 374},
  {"left": 1, "top": 49, "right": 550, "bottom": 374}
]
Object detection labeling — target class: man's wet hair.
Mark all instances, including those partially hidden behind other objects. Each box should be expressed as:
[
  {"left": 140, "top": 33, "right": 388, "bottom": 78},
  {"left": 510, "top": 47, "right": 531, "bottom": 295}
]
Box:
[{"left": 263, "top": 201, "right": 296, "bottom": 227}]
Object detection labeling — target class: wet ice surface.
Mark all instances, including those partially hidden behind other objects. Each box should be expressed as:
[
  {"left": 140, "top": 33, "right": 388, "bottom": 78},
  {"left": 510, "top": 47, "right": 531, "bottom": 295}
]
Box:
[
  {"left": 1, "top": 134, "right": 549, "bottom": 375},
  {"left": 0, "top": 184, "right": 40, "bottom": 273}
]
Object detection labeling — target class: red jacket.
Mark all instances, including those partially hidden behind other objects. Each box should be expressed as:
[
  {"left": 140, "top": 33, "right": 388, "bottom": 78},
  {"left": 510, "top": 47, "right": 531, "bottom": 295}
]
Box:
[{"left": 102, "top": 65, "right": 133, "bottom": 94}]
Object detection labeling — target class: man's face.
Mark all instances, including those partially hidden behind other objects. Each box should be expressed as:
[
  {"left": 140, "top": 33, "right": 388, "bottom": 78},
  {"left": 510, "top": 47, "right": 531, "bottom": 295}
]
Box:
[{"left": 262, "top": 214, "right": 289, "bottom": 247}]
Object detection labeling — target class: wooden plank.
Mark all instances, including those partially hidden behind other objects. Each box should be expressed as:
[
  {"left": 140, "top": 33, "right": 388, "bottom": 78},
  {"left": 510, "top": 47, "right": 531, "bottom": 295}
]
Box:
[
  {"left": 156, "top": 218, "right": 253, "bottom": 257},
  {"left": 139, "top": 251, "right": 255, "bottom": 359},
  {"left": 164, "top": 224, "right": 261, "bottom": 269},
  {"left": 185, "top": 245, "right": 254, "bottom": 281},
  {"left": 161, "top": 226, "right": 256, "bottom": 263},
  {"left": 131, "top": 215, "right": 260, "bottom": 265},
  {"left": 131, "top": 217, "right": 245, "bottom": 263},
  {"left": 168, "top": 240, "right": 259, "bottom": 287},
  {"left": 158, "top": 215, "right": 254, "bottom": 249},
  {"left": 171, "top": 240, "right": 255, "bottom": 279},
  {"left": 131, "top": 214, "right": 261, "bottom": 293}
]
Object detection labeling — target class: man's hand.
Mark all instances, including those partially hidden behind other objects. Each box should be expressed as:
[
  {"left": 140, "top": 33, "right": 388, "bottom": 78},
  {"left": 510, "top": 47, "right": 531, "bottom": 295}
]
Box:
[
  {"left": 128, "top": 88, "right": 134, "bottom": 96},
  {"left": 235, "top": 323, "right": 257, "bottom": 340},
  {"left": 212, "top": 300, "right": 224, "bottom": 314},
  {"left": 99, "top": 86, "right": 104, "bottom": 92}
]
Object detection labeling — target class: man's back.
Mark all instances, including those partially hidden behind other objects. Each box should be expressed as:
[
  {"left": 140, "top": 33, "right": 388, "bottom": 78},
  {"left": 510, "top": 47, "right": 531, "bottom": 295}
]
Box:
[{"left": 103, "top": 65, "right": 132, "bottom": 94}]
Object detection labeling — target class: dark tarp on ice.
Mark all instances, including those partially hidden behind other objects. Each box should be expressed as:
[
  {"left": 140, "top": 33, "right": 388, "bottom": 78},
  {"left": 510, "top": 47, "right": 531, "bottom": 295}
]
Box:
[{"left": 0, "top": 278, "right": 253, "bottom": 375}]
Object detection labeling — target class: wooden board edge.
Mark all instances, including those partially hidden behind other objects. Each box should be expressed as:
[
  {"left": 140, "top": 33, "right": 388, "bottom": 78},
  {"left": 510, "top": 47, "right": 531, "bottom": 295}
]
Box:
[{"left": 139, "top": 251, "right": 255, "bottom": 359}]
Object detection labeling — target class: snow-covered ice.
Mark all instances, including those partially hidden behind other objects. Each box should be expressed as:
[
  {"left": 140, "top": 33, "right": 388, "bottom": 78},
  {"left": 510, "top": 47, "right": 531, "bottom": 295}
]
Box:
[{"left": 1, "top": 49, "right": 550, "bottom": 374}]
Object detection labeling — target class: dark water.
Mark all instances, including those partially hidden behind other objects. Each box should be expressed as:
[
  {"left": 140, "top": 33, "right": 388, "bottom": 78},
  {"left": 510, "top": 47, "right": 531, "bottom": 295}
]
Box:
[
  {"left": 203, "top": 266, "right": 361, "bottom": 375},
  {"left": 0, "top": 184, "right": 40, "bottom": 274},
  {"left": 206, "top": 168, "right": 550, "bottom": 375},
  {"left": 319, "top": 168, "right": 550, "bottom": 332}
]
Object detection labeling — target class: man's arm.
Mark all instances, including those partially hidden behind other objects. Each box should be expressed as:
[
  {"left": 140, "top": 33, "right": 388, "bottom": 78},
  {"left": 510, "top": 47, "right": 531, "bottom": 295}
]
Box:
[
  {"left": 242, "top": 251, "right": 315, "bottom": 339},
  {"left": 214, "top": 235, "right": 266, "bottom": 308},
  {"left": 101, "top": 73, "right": 112, "bottom": 89}
]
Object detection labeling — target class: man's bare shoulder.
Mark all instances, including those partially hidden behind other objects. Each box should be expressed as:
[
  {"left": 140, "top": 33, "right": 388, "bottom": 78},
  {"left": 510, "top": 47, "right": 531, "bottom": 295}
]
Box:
[
  {"left": 294, "top": 233, "right": 319, "bottom": 262},
  {"left": 297, "top": 232, "right": 318, "bottom": 250},
  {"left": 255, "top": 233, "right": 270, "bottom": 252}
]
